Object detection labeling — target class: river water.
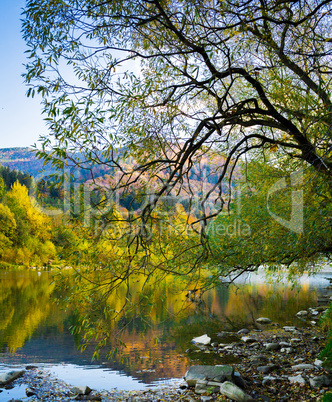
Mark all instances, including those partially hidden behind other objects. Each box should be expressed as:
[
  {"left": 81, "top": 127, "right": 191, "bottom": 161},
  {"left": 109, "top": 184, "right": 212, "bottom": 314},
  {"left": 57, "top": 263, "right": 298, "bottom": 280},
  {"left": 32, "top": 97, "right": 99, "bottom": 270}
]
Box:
[{"left": 0, "top": 268, "right": 331, "bottom": 393}]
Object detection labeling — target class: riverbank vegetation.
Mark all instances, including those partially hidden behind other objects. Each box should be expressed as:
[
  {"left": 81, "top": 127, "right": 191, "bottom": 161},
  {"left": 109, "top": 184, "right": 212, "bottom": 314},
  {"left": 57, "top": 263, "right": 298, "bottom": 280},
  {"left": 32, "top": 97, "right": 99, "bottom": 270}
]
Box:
[{"left": 0, "top": 178, "right": 56, "bottom": 268}]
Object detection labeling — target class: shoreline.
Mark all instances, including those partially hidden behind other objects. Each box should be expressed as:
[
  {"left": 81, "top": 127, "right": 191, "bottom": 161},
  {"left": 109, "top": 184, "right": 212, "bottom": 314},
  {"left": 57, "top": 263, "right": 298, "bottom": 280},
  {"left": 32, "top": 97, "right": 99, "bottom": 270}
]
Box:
[{"left": 2, "top": 321, "right": 332, "bottom": 401}]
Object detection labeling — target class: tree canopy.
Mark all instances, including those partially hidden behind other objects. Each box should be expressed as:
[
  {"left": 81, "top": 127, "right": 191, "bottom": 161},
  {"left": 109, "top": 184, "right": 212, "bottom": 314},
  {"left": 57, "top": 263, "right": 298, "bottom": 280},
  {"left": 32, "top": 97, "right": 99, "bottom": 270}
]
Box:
[{"left": 22, "top": 0, "right": 332, "bottom": 279}]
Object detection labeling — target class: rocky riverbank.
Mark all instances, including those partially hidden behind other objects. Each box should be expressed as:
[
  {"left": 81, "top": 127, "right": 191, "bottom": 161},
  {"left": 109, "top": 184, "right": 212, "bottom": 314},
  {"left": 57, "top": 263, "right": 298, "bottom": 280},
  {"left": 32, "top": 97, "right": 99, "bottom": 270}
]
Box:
[
  {"left": 183, "top": 307, "right": 332, "bottom": 401},
  {"left": 1, "top": 307, "right": 332, "bottom": 401}
]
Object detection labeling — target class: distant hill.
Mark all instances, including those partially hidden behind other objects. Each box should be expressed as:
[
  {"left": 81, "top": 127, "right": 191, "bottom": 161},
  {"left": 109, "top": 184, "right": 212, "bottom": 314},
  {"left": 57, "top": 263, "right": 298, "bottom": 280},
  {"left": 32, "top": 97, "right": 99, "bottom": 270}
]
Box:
[
  {"left": 0, "top": 147, "right": 46, "bottom": 177},
  {"left": 0, "top": 147, "right": 131, "bottom": 184},
  {"left": 0, "top": 147, "right": 112, "bottom": 180},
  {"left": 0, "top": 148, "right": 237, "bottom": 196}
]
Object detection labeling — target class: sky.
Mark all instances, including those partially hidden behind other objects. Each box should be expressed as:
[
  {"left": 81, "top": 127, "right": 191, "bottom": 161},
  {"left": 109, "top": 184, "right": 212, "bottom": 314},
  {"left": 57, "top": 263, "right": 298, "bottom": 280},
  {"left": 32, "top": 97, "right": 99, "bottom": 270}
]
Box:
[{"left": 0, "top": 1, "right": 46, "bottom": 148}]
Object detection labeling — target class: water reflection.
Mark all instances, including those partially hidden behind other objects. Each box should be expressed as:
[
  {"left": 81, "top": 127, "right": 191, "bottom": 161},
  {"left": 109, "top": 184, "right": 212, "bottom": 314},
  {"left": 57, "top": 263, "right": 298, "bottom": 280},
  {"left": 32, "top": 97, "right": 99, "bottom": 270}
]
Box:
[{"left": 0, "top": 269, "right": 330, "bottom": 388}]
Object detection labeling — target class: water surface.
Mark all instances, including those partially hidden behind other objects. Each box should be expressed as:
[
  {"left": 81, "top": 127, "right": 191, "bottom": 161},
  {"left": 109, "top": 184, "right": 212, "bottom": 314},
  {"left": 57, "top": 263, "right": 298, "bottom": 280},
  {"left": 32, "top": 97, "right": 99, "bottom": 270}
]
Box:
[{"left": 0, "top": 268, "right": 331, "bottom": 391}]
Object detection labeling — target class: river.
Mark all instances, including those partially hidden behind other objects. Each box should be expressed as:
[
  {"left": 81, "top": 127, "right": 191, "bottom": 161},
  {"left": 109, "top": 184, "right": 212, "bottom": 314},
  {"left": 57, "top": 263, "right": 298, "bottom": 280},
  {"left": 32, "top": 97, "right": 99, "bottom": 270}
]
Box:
[{"left": 0, "top": 267, "right": 331, "bottom": 394}]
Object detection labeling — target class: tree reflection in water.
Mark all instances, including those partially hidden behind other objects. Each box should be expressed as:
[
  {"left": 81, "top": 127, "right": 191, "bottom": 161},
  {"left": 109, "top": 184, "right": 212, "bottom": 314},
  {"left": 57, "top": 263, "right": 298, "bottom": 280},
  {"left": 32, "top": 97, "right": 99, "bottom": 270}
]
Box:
[{"left": 0, "top": 269, "right": 318, "bottom": 383}]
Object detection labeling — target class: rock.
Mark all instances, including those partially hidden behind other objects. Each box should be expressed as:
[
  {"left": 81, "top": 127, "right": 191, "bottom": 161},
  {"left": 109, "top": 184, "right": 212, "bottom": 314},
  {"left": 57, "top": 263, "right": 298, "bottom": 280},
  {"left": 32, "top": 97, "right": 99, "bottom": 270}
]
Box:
[
  {"left": 234, "top": 372, "right": 247, "bottom": 389},
  {"left": 265, "top": 343, "right": 280, "bottom": 351},
  {"left": 280, "top": 347, "right": 294, "bottom": 354},
  {"left": 257, "top": 365, "right": 278, "bottom": 374},
  {"left": 223, "top": 345, "right": 234, "bottom": 351},
  {"left": 200, "top": 396, "right": 213, "bottom": 402},
  {"left": 283, "top": 326, "right": 297, "bottom": 332},
  {"left": 241, "top": 336, "right": 257, "bottom": 344},
  {"left": 257, "top": 366, "right": 273, "bottom": 374},
  {"left": 184, "top": 365, "right": 234, "bottom": 387},
  {"left": 310, "top": 310, "right": 319, "bottom": 316},
  {"left": 279, "top": 342, "right": 291, "bottom": 347},
  {"left": 250, "top": 355, "right": 268, "bottom": 365},
  {"left": 314, "top": 359, "right": 324, "bottom": 367},
  {"left": 26, "top": 388, "right": 36, "bottom": 397},
  {"left": 248, "top": 342, "right": 260, "bottom": 349},
  {"left": 72, "top": 386, "right": 92, "bottom": 395},
  {"left": 237, "top": 329, "right": 250, "bottom": 335},
  {"left": 74, "top": 395, "right": 101, "bottom": 401},
  {"left": 0, "top": 370, "right": 25, "bottom": 386},
  {"left": 195, "top": 380, "right": 220, "bottom": 395},
  {"left": 256, "top": 317, "right": 272, "bottom": 324},
  {"left": 288, "top": 374, "right": 306, "bottom": 385},
  {"left": 290, "top": 338, "right": 301, "bottom": 344},
  {"left": 296, "top": 310, "right": 308, "bottom": 316},
  {"left": 291, "top": 363, "right": 316, "bottom": 371},
  {"left": 219, "top": 381, "right": 254, "bottom": 401},
  {"left": 309, "top": 375, "right": 332, "bottom": 388},
  {"left": 310, "top": 320, "right": 317, "bottom": 326},
  {"left": 262, "top": 376, "right": 282, "bottom": 386},
  {"left": 192, "top": 334, "right": 211, "bottom": 346}
]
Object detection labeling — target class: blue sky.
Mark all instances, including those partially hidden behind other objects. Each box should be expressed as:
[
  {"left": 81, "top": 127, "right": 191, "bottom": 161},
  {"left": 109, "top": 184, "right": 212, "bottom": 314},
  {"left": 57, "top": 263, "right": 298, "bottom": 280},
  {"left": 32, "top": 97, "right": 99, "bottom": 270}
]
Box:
[{"left": 0, "top": 1, "right": 45, "bottom": 148}]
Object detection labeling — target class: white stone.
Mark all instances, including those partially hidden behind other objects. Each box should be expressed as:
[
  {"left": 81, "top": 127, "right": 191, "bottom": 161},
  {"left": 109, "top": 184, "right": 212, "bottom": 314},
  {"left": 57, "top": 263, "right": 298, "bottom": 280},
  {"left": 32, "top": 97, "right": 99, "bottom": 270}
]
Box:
[
  {"left": 281, "top": 347, "right": 294, "bottom": 354},
  {"left": 264, "top": 343, "right": 280, "bottom": 351},
  {"left": 72, "top": 386, "right": 92, "bottom": 395},
  {"left": 296, "top": 310, "right": 308, "bottom": 316},
  {"left": 219, "top": 381, "right": 254, "bottom": 401},
  {"left": 283, "top": 326, "right": 297, "bottom": 332},
  {"left": 192, "top": 334, "right": 211, "bottom": 345},
  {"left": 291, "top": 363, "right": 316, "bottom": 371},
  {"left": 241, "top": 336, "right": 257, "bottom": 344},
  {"left": 256, "top": 317, "right": 272, "bottom": 324},
  {"left": 185, "top": 365, "right": 234, "bottom": 387},
  {"left": 194, "top": 380, "right": 220, "bottom": 395},
  {"left": 289, "top": 374, "right": 306, "bottom": 385},
  {"left": 279, "top": 342, "right": 291, "bottom": 347},
  {"left": 290, "top": 338, "right": 302, "bottom": 343}
]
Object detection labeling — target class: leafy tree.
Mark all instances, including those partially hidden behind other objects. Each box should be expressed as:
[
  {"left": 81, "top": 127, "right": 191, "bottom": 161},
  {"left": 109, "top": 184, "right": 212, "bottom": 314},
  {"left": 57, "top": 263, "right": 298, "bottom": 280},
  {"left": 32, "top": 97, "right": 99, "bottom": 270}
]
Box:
[
  {"left": 22, "top": 0, "right": 332, "bottom": 264},
  {"left": 0, "top": 166, "right": 32, "bottom": 190},
  {"left": 207, "top": 162, "right": 332, "bottom": 281},
  {"left": 6, "top": 182, "right": 50, "bottom": 243},
  {"left": 0, "top": 204, "right": 17, "bottom": 258},
  {"left": 3, "top": 182, "right": 56, "bottom": 266},
  {"left": 0, "top": 178, "right": 6, "bottom": 201},
  {"left": 22, "top": 0, "right": 332, "bottom": 342}
]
